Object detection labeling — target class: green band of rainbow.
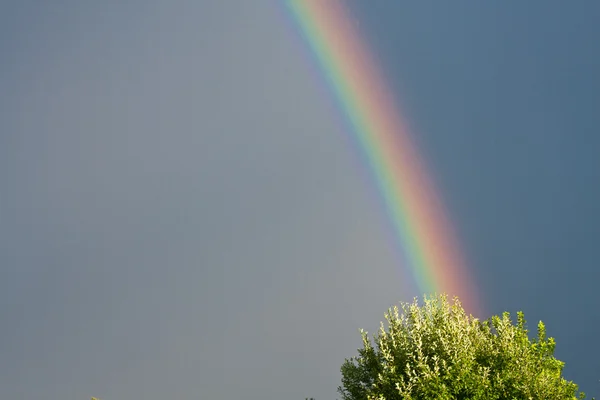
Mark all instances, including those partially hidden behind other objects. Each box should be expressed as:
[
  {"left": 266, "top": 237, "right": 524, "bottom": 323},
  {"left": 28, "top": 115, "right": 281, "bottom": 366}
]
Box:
[{"left": 284, "top": 0, "right": 480, "bottom": 316}]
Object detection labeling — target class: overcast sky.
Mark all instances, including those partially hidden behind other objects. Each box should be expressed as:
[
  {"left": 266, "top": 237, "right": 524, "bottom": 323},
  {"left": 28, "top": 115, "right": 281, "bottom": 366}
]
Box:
[{"left": 1, "top": 1, "right": 599, "bottom": 399}]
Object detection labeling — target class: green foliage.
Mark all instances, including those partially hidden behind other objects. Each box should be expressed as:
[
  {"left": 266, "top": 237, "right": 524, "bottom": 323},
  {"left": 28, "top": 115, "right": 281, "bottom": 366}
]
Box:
[{"left": 338, "top": 294, "right": 592, "bottom": 400}]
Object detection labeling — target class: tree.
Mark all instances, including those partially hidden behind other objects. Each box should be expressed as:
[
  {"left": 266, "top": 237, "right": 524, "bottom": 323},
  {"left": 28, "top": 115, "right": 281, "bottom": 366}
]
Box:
[{"left": 338, "top": 294, "right": 593, "bottom": 400}]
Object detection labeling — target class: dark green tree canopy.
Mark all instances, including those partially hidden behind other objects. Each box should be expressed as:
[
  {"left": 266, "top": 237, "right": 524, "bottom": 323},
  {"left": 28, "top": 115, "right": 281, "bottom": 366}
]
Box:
[{"left": 338, "top": 294, "right": 592, "bottom": 400}]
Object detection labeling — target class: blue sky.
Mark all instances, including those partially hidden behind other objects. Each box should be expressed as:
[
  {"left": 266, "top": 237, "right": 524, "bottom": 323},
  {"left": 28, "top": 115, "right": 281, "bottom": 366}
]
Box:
[{"left": 1, "top": 1, "right": 598, "bottom": 399}]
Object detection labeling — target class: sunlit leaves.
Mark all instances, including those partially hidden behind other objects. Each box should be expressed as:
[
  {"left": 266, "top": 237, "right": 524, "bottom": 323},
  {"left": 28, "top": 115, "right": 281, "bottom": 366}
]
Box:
[{"left": 338, "top": 294, "right": 591, "bottom": 400}]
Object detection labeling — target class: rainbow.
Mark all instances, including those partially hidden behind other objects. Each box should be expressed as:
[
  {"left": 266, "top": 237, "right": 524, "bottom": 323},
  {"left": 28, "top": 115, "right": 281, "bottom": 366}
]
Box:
[{"left": 283, "top": 0, "right": 481, "bottom": 316}]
